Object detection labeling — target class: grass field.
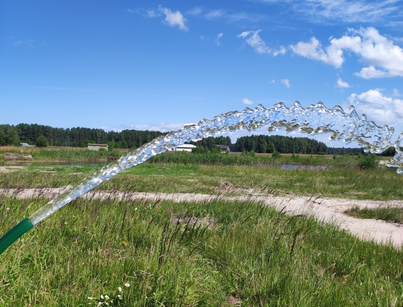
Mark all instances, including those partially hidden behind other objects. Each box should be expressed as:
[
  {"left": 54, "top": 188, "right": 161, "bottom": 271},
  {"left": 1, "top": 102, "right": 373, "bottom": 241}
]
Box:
[{"left": 1, "top": 152, "right": 403, "bottom": 306}]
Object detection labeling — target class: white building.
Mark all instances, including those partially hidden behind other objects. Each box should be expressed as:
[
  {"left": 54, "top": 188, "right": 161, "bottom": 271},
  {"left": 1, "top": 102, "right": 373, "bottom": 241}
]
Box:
[
  {"left": 172, "top": 144, "right": 196, "bottom": 152},
  {"left": 87, "top": 143, "right": 109, "bottom": 151}
]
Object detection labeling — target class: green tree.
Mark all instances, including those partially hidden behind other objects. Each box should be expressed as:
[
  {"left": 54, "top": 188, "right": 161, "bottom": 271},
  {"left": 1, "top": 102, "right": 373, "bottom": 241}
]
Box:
[
  {"left": 5, "top": 127, "right": 20, "bottom": 146},
  {"left": 36, "top": 135, "right": 49, "bottom": 147}
]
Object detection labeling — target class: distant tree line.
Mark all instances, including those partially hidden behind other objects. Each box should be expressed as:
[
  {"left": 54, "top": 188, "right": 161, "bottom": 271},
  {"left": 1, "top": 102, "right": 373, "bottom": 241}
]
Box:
[
  {"left": 4, "top": 123, "right": 396, "bottom": 156},
  {"left": 0, "top": 124, "right": 165, "bottom": 149},
  {"left": 191, "top": 136, "right": 232, "bottom": 151},
  {"left": 234, "top": 134, "right": 328, "bottom": 154}
]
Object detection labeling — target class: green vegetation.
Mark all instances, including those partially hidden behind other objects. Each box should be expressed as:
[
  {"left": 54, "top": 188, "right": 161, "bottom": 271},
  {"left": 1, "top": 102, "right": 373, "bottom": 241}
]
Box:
[
  {"left": 1, "top": 196, "right": 403, "bottom": 306},
  {"left": 358, "top": 153, "right": 378, "bottom": 169},
  {"left": 346, "top": 206, "right": 403, "bottom": 224},
  {"left": 235, "top": 134, "right": 328, "bottom": 154},
  {"left": 1, "top": 150, "right": 402, "bottom": 305},
  {"left": 0, "top": 123, "right": 164, "bottom": 148},
  {"left": 1, "top": 122, "right": 369, "bottom": 157},
  {"left": 0, "top": 152, "right": 398, "bottom": 200},
  {"left": 0, "top": 125, "right": 20, "bottom": 146},
  {"left": 35, "top": 135, "right": 49, "bottom": 147}
]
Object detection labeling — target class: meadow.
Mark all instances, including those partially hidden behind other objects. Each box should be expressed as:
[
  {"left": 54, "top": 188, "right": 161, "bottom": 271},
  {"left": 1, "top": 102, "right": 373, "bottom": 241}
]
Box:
[{"left": 1, "top": 151, "right": 403, "bottom": 306}]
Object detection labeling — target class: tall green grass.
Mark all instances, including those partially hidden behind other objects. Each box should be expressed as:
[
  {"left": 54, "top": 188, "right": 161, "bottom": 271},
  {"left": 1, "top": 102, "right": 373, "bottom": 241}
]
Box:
[
  {"left": 1, "top": 196, "right": 403, "bottom": 306},
  {"left": 346, "top": 206, "right": 403, "bottom": 224},
  {"left": 31, "top": 149, "right": 121, "bottom": 161},
  {"left": 1, "top": 161, "right": 403, "bottom": 200}
]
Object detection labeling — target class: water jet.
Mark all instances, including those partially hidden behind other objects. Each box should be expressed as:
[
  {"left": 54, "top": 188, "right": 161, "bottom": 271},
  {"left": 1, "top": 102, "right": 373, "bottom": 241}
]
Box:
[{"left": 1, "top": 102, "right": 401, "bottom": 254}]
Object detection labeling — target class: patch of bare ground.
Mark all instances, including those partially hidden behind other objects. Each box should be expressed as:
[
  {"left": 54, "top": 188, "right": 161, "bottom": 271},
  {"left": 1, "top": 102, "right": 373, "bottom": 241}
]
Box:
[
  {"left": 2, "top": 186, "right": 403, "bottom": 248},
  {"left": 224, "top": 295, "right": 242, "bottom": 306},
  {"left": 1, "top": 153, "right": 33, "bottom": 160}
]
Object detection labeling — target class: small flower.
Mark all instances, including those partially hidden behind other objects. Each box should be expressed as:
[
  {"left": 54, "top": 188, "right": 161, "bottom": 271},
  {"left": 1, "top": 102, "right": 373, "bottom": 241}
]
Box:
[
  {"left": 117, "top": 294, "right": 123, "bottom": 300},
  {"left": 88, "top": 296, "right": 93, "bottom": 300},
  {"left": 124, "top": 282, "right": 130, "bottom": 288},
  {"left": 134, "top": 207, "right": 138, "bottom": 211},
  {"left": 100, "top": 295, "right": 104, "bottom": 300},
  {"left": 117, "top": 287, "right": 122, "bottom": 292},
  {"left": 104, "top": 295, "right": 110, "bottom": 300}
]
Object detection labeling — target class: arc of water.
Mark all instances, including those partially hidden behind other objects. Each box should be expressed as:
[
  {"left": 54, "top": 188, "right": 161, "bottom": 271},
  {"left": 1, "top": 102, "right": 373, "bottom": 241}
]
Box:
[{"left": 0, "top": 102, "right": 401, "bottom": 254}]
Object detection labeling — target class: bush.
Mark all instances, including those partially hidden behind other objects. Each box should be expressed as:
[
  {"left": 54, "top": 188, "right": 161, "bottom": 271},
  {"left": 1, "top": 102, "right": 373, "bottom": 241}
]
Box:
[
  {"left": 192, "top": 147, "right": 209, "bottom": 154},
  {"left": 358, "top": 153, "right": 378, "bottom": 170},
  {"left": 36, "top": 135, "right": 49, "bottom": 147},
  {"left": 241, "top": 150, "right": 255, "bottom": 157},
  {"left": 272, "top": 150, "right": 282, "bottom": 159}
]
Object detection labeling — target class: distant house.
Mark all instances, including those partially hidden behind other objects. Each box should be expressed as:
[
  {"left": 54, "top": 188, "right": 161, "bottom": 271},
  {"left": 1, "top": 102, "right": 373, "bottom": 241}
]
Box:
[
  {"left": 172, "top": 144, "right": 197, "bottom": 152},
  {"left": 217, "top": 144, "right": 230, "bottom": 152},
  {"left": 20, "top": 142, "right": 33, "bottom": 147},
  {"left": 87, "top": 143, "right": 109, "bottom": 151}
]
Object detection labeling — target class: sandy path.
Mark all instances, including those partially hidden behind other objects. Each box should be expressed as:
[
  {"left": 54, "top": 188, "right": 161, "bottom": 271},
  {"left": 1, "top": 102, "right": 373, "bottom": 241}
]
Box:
[{"left": 2, "top": 187, "right": 403, "bottom": 248}]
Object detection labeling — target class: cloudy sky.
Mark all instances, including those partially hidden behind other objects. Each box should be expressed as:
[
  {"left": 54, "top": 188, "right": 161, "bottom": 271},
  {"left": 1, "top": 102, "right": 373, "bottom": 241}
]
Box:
[{"left": 1, "top": 0, "right": 403, "bottom": 145}]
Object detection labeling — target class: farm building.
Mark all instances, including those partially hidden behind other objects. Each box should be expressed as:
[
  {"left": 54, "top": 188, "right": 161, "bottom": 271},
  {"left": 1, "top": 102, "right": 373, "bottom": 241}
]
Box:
[
  {"left": 216, "top": 144, "right": 230, "bottom": 151},
  {"left": 172, "top": 144, "right": 197, "bottom": 152},
  {"left": 87, "top": 143, "right": 109, "bottom": 151}
]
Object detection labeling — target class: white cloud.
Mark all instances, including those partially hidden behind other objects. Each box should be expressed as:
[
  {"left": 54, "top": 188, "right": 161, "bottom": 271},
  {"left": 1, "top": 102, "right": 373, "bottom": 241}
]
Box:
[
  {"left": 159, "top": 6, "right": 188, "bottom": 31},
  {"left": 281, "top": 79, "right": 291, "bottom": 88},
  {"left": 393, "top": 89, "right": 402, "bottom": 97},
  {"left": 243, "top": 98, "right": 253, "bottom": 105},
  {"left": 200, "top": 9, "right": 264, "bottom": 23},
  {"left": 335, "top": 77, "right": 350, "bottom": 88},
  {"left": 238, "top": 30, "right": 286, "bottom": 56},
  {"left": 205, "top": 9, "right": 225, "bottom": 19},
  {"left": 146, "top": 9, "right": 159, "bottom": 18},
  {"left": 15, "top": 39, "right": 35, "bottom": 48},
  {"left": 187, "top": 7, "right": 202, "bottom": 15},
  {"left": 346, "top": 89, "right": 403, "bottom": 125},
  {"left": 290, "top": 27, "right": 403, "bottom": 79},
  {"left": 295, "top": 0, "right": 399, "bottom": 23},
  {"left": 215, "top": 32, "right": 223, "bottom": 46},
  {"left": 290, "top": 37, "right": 344, "bottom": 68}
]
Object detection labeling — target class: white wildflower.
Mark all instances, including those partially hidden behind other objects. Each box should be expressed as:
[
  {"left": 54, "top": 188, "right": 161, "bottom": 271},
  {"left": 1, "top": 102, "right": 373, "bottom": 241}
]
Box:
[{"left": 124, "top": 282, "right": 130, "bottom": 288}]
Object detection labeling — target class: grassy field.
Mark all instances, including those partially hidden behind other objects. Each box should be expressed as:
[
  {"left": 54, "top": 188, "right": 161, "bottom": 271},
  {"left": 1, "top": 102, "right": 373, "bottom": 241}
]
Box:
[
  {"left": 0, "top": 146, "right": 123, "bottom": 164},
  {"left": 1, "top": 152, "right": 403, "bottom": 306}
]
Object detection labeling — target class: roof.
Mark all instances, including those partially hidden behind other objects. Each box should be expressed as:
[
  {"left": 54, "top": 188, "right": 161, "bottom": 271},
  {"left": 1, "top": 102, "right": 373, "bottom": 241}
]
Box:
[{"left": 176, "top": 144, "right": 196, "bottom": 148}]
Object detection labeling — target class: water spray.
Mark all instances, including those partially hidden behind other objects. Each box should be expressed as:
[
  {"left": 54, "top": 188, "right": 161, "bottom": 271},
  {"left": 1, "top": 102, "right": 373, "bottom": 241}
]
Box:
[{"left": 1, "top": 102, "right": 402, "bottom": 254}]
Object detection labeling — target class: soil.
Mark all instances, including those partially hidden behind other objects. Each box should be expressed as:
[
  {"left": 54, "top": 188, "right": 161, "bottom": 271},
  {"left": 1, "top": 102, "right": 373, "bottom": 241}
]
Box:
[
  {"left": 1, "top": 185, "right": 403, "bottom": 249},
  {"left": 1, "top": 153, "right": 33, "bottom": 160}
]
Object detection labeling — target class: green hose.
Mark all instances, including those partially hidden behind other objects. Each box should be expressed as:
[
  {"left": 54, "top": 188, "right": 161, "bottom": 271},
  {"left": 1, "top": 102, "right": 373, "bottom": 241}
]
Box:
[{"left": 0, "top": 218, "right": 34, "bottom": 255}]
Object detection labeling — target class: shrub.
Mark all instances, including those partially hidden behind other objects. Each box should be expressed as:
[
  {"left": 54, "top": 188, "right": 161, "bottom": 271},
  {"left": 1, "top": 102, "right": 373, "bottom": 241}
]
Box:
[
  {"left": 192, "top": 147, "right": 209, "bottom": 154},
  {"left": 272, "top": 150, "right": 282, "bottom": 159},
  {"left": 36, "top": 135, "right": 49, "bottom": 147},
  {"left": 358, "top": 153, "right": 378, "bottom": 170}
]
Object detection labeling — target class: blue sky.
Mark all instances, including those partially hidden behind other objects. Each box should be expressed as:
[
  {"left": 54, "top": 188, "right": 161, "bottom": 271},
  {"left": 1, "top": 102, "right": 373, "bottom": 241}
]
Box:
[{"left": 1, "top": 0, "right": 403, "bottom": 145}]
